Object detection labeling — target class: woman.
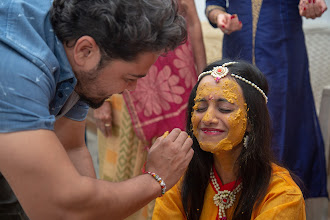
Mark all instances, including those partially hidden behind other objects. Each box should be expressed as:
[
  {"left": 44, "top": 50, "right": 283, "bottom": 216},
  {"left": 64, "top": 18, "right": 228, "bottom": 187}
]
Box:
[
  {"left": 204, "top": 0, "right": 328, "bottom": 199},
  {"left": 152, "top": 60, "right": 305, "bottom": 220}
]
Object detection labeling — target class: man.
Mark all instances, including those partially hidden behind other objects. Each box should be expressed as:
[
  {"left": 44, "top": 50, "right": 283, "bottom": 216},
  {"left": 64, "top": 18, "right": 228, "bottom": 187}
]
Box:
[{"left": 0, "top": 0, "right": 194, "bottom": 219}]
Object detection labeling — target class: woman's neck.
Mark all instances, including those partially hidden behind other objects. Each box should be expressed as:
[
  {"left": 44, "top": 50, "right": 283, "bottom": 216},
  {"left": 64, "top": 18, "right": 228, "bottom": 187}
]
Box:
[{"left": 213, "top": 144, "right": 242, "bottom": 185}]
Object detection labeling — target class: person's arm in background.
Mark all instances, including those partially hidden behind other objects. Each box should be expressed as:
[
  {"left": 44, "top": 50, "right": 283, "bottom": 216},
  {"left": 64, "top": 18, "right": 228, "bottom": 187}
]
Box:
[
  {"left": 93, "top": 100, "right": 112, "bottom": 137},
  {"left": 0, "top": 126, "right": 193, "bottom": 220},
  {"left": 55, "top": 117, "right": 96, "bottom": 177},
  {"left": 205, "top": 0, "right": 242, "bottom": 35},
  {"left": 181, "top": 0, "right": 207, "bottom": 74},
  {"left": 299, "top": 0, "right": 327, "bottom": 19}
]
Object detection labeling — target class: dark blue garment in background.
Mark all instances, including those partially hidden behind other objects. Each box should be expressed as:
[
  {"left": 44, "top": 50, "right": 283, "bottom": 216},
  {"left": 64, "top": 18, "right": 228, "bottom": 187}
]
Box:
[{"left": 206, "top": 0, "right": 328, "bottom": 198}]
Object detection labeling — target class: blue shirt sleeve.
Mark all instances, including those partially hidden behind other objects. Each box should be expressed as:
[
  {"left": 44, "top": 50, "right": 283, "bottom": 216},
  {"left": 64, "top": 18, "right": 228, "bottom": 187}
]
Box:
[
  {"left": 0, "top": 0, "right": 88, "bottom": 132},
  {"left": 0, "top": 42, "right": 57, "bottom": 132},
  {"left": 206, "top": 0, "right": 226, "bottom": 9},
  {"left": 206, "top": 0, "right": 227, "bottom": 28}
]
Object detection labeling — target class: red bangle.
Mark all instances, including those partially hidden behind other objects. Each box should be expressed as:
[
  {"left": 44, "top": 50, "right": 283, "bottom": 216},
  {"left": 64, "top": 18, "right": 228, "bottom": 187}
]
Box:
[{"left": 143, "top": 171, "right": 166, "bottom": 196}]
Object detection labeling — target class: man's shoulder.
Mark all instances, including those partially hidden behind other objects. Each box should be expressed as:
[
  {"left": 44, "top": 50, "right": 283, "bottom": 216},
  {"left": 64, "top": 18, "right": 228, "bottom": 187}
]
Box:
[{"left": 0, "top": 0, "right": 60, "bottom": 73}]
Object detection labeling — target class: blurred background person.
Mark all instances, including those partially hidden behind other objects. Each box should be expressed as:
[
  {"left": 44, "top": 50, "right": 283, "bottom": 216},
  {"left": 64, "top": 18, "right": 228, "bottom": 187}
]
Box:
[{"left": 204, "top": 0, "right": 328, "bottom": 205}]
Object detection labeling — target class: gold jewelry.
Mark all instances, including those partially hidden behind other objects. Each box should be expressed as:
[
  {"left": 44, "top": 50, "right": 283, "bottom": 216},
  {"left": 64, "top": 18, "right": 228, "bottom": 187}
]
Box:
[
  {"left": 198, "top": 62, "right": 268, "bottom": 103},
  {"left": 210, "top": 167, "right": 242, "bottom": 220},
  {"left": 243, "top": 135, "right": 249, "bottom": 149}
]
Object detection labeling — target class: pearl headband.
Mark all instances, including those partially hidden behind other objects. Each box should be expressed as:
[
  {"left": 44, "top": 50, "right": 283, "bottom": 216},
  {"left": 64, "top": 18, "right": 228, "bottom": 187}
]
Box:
[{"left": 198, "top": 62, "right": 268, "bottom": 103}]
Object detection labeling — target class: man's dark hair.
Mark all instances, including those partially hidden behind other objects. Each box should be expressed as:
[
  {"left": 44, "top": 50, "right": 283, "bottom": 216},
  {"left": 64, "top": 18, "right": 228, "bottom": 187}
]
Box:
[{"left": 50, "top": 0, "right": 186, "bottom": 61}]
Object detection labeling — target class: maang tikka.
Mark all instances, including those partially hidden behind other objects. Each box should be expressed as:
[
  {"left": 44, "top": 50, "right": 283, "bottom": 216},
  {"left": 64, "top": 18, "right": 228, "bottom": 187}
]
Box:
[{"left": 198, "top": 62, "right": 268, "bottom": 103}]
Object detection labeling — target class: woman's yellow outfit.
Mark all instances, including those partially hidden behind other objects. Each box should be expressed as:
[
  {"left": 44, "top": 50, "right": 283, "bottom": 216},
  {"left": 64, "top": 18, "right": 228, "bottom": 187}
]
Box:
[{"left": 152, "top": 164, "right": 306, "bottom": 220}]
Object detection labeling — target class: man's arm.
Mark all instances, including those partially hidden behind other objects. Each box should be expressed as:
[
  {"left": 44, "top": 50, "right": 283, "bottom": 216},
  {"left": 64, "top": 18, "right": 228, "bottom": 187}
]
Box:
[
  {"left": 54, "top": 117, "right": 96, "bottom": 177},
  {"left": 0, "top": 128, "right": 193, "bottom": 220}
]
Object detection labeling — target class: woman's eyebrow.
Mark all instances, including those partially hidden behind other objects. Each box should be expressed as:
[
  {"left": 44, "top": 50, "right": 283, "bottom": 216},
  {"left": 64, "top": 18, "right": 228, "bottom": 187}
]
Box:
[
  {"left": 216, "top": 98, "right": 228, "bottom": 102},
  {"left": 195, "top": 97, "right": 229, "bottom": 102},
  {"left": 195, "top": 98, "right": 206, "bottom": 102},
  {"left": 216, "top": 98, "right": 237, "bottom": 106}
]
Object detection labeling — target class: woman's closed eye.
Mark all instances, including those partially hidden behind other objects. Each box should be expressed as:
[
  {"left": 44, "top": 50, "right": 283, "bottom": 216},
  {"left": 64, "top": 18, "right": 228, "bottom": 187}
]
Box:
[
  {"left": 216, "top": 98, "right": 236, "bottom": 112},
  {"left": 218, "top": 102, "right": 235, "bottom": 113},
  {"left": 194, "top": 103, "right": 208, "bottom": 112},
  {"left": 218, "top": 107, "right": 233, "bottom": 113},
  {"left": 194, "top": 103, "right": 234, "bottom": 113}
]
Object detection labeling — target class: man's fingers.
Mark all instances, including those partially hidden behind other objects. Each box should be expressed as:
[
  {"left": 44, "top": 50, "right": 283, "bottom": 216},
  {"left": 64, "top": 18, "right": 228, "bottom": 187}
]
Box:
[
  {"left": 181, "top": 136, "right": 193, "bottom": 154},
  {"left": 165, "top": 128, "right": 182, "bottom": 142},
  {"left": 104, "top": 125, "right": 112, "bottom": 137},
  {"left": 172, "top": 131, "right": 189, "bottom": 146},
  {"left": 184, "top": 148, "right": 194, "bottom": 165}
]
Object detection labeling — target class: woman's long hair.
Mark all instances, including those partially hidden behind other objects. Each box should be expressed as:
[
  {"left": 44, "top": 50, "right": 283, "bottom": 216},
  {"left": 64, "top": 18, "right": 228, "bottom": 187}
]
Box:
[{"left": 182, "top": 60, "right": 274, "bottom": 220}]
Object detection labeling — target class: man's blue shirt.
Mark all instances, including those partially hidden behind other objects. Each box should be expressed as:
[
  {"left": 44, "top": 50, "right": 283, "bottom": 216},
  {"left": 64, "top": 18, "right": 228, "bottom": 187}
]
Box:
[{"left": 0, "top": 0, "right": 89, "bottom": 132}]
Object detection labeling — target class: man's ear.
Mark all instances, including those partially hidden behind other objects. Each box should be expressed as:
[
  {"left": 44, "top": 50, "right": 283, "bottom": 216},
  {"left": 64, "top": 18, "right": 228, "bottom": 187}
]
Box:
[{"left": 73, "top": 36, "right": 101, "bottom": 68}]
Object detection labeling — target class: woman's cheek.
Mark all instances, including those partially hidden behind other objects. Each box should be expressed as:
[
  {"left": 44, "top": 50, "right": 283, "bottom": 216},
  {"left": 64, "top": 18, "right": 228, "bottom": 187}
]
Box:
[
  {"left": 227, "top": 108, "right": 247, "bottom": 146},
  {"left": 191, "top": 112, "right": 200, "bottom": 139}
]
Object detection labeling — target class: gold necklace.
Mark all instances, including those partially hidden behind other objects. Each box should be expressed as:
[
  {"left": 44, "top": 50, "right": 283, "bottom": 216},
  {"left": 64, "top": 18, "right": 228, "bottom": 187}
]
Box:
[{"left": 210, "top": 168, "right": 242, "bottom": 220}]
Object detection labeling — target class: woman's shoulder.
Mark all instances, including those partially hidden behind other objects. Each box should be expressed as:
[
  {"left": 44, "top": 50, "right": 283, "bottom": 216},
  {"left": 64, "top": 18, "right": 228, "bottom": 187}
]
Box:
[
  {"left": 269, "top": 163, "right": 303, "bottom": 195},
  {"left": 251, "top": 164, "right": 306, "bottom": 219}
]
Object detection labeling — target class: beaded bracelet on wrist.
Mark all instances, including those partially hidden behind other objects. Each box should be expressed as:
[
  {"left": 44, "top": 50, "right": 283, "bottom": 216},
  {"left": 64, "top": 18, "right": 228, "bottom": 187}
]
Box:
[{"left": 144, "top": 171, "right": 166, "bottom": 197}]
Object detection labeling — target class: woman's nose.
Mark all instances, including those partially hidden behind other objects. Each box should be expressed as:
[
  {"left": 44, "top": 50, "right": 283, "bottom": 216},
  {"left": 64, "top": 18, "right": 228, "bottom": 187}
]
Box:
[{"left": 201, "top": 108, "right": 218, "bottom": 124}]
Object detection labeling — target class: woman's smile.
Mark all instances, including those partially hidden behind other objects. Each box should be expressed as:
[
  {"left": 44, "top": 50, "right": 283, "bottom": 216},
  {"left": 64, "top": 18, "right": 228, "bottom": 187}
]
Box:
[{"left": 200, "top": 127, "right": 225, "bottom": 135}]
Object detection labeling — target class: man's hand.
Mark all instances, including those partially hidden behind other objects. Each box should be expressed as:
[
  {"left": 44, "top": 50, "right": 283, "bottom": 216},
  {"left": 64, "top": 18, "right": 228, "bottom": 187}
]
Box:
[
  {"left": 299, "top": 0, "right": 327, "bottom": 19},
  {"left": 145, "top": 128, "right": 194, "bottom": 191},
  {"left": 93, "top": 101, "right": 112, "bottom": 137}
]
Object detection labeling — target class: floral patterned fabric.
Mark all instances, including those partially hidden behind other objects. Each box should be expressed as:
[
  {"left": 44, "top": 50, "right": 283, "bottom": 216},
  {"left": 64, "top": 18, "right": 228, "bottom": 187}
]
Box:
[
  {"left": 98, "top": 39, "right": 198, "bottom": 220},
  {"left": 123, "top": 39, "right": 197, "bottom": 144}
]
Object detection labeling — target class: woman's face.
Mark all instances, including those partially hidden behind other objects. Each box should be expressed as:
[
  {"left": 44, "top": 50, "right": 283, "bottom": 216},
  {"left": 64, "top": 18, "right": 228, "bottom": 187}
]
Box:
[{"left": 191, "top": 75, "right": 248, "bottom": 153}]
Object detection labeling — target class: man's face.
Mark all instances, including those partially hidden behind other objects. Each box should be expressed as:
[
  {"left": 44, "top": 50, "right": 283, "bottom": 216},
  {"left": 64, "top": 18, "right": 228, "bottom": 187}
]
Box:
[{"left": 74, "top": 52, "right": 159, "bottom": 109}]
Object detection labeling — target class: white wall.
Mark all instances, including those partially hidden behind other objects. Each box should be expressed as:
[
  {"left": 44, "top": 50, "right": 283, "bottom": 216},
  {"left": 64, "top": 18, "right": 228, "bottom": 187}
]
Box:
[{"left": 195, "top": 0, "right": 207, "bottom": 22}]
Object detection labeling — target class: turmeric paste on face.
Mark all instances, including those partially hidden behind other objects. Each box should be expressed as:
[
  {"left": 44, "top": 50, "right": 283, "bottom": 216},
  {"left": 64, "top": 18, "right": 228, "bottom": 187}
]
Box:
[{"left": 192, "top": 76, "right": 247, "bottom": 153}]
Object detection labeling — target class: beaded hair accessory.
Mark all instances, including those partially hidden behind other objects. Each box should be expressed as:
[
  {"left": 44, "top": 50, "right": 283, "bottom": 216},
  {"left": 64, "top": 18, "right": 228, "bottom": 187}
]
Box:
[{"left": 197, "top": 62, "right": 268, "bottom": 103}]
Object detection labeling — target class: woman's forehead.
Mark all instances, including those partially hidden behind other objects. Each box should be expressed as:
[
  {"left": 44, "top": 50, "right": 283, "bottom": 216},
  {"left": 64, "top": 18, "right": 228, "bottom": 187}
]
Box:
[
  {"left": 197, "top": 75, "right": 242, "bottom": 94},
  {"left": 196, "top": 75, "right": 244, "bottom": 104}
]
